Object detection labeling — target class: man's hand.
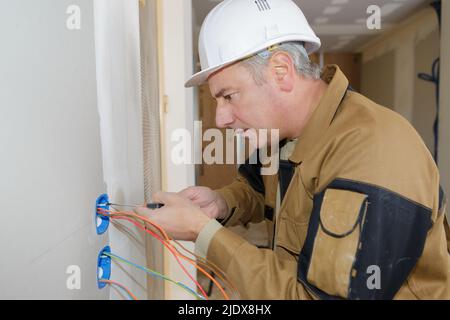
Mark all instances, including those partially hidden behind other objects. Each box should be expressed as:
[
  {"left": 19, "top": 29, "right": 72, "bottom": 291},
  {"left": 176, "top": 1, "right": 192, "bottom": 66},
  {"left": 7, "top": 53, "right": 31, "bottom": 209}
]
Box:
[
  {"left": 178, "top": 186, "right": 229, "bottom": 220},
  {"left": 134, "top": 192, "right": 211, "bottom": 242}
]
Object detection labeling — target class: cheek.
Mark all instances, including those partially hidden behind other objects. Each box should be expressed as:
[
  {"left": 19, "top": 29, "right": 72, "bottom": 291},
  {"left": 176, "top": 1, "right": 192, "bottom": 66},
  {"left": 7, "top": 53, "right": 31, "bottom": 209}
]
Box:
[
  {"left": 233, "top": 83, "right": 280, "bottom": 127},
  {"left": 249, "top": 92, "right": 280, "bottom": 126},
  {"left": 234, "top": 101, "right": 263, "bottom": 125}
]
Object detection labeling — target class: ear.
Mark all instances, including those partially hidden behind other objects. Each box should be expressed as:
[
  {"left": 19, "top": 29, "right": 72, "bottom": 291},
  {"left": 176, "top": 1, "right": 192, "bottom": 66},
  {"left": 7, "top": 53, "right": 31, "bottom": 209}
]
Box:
[{"left": 268, "top": 51, "right": 295, "bottom": 92}]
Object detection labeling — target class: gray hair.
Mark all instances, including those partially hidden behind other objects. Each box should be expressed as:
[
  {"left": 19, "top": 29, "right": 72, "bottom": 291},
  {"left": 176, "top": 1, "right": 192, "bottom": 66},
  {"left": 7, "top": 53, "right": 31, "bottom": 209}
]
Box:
[{"left": 239, "top": 41, "right": 321, "bottom": 85}]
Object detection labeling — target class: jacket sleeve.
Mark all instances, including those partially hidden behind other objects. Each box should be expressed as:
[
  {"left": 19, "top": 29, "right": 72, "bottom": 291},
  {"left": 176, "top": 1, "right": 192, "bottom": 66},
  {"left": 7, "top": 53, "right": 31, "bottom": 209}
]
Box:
[
  {"left": 206, "top": 225, "right": 312, "bottom": 299},
  {"left": 215, "top": 172, "right": 266, "bottom": 227}
]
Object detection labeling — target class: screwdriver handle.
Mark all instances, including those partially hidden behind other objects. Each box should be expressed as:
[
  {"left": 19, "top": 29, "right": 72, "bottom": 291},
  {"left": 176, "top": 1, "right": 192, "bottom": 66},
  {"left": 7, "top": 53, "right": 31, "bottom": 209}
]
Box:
[{"left": 146, "top": 203, "right": 164, "bottom": 209}]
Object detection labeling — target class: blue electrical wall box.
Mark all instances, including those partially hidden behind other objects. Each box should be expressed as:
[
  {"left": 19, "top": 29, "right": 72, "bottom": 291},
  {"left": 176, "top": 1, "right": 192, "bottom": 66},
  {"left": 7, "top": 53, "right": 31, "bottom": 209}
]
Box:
[
  {"left": 95, "top": 193, "right": 110, "bottom": 234},
  {"left": 97, "top": 245, "right": 112, "bottom": 289}
]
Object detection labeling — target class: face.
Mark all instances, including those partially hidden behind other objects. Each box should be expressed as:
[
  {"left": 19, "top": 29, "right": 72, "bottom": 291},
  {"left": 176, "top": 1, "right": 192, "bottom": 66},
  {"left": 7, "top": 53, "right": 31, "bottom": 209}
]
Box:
[{"left": 207, "top": 62, "right": 287, "bottom": 147}]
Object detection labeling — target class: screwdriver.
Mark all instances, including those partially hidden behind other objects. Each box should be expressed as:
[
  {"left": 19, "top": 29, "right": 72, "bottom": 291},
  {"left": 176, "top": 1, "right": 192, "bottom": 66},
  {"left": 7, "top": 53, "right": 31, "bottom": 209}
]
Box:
[{"left": 106, "top": 202, "right": 164, "bottom": 209}]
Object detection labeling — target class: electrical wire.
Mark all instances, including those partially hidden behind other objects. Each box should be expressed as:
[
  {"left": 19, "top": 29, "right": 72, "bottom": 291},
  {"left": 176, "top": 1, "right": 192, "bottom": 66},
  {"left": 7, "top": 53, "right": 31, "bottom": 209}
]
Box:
[
  {"left": 102, "top": 209, "right": 240, "bottom": 299},
  {"left": 109, "top": 210, "right": 239, "bottom": 298},
  {"left": 170, "top": 238, "right": 240, "bottom": 299},
  {"left": 98, "top": 279, "right": 139, "bottom": 300},
  {"left": 101, "top": 209, "right": 236, "bottom": 299},
  {"left": 98, "top": 208, "right": 209, "bottom": 298},
  {"left": 98, "top": 208, "right": 237, "bottom": 299},
  {"left": 106, "top": 213, "right": 209, "bottom": 299},
  {"left": 101, "top": 251, "right": 205, "bottom": 300},
  {"left": 118, "top": 212, "right": 240, "bottom": 299}
]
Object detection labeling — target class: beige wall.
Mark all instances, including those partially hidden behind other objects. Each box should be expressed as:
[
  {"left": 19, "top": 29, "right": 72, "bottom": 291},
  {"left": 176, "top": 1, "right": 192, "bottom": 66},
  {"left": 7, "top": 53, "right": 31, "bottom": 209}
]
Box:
[
  {"left": 360, "top": 7, "right": 440, "bottom": 157},
  {"left": 439, "top": 1, "right": 450, "bottom": 200},
  {"left": 361, "top": 50, "right": 396, "bottom": 110},
  {"left": 311, "top": 53, "right": 362, "bottom": 91},
  {"left": 158, "top": 0, "right": 197, "bottom": 300},
  {"left": 413, "top": 28, "right": 440, "bottom": 154}
]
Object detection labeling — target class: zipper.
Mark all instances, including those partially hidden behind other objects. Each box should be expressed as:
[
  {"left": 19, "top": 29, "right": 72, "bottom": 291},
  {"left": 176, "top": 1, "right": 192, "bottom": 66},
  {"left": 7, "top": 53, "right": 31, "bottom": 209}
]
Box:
[
  {"left": 271, "top": 182, "right": 281, "bottom": 250},
  {"left": 271, "top": 219, "right": 276, "bottom": 250}
]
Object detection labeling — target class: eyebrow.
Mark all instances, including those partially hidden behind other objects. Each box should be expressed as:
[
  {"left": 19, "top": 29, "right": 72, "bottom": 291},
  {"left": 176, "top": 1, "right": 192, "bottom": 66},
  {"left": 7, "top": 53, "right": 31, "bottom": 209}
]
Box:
[{"left": 214, "top": 88, "right": 232, "bottom": 99}]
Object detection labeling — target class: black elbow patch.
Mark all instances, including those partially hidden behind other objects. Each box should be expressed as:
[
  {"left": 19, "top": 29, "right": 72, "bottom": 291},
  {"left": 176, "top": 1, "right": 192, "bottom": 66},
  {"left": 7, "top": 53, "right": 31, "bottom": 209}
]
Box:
[
  {"left": 238, "top": 159, "right": 296, "bottom": 222},
  {"left": 238, "top": 162, "right": 265, "bottom": 195},
  {"left": 239, "top": 161, "right": 276, "bottom": 221},
  {"left": 298, "top": 179, "right": 433, "bottom": 300}
]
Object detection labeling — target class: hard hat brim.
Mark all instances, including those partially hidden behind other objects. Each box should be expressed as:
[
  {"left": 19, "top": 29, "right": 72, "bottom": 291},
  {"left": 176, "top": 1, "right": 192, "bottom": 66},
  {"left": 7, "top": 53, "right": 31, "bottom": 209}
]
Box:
[{"left": 184, "top": 60, "right": 238, "bottom": 88}]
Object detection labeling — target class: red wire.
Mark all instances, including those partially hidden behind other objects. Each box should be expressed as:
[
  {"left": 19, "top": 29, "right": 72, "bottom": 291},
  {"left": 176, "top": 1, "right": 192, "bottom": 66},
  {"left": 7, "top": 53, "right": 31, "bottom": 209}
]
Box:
[
  {"left": 100, "top": 209, "right": 231, "bottom": 299},
  {"left": 99, "top": 209, "right": 232, "bottom": 300},
  {"left": 110, "top": 215, "right": 209, "bottom": 300}
]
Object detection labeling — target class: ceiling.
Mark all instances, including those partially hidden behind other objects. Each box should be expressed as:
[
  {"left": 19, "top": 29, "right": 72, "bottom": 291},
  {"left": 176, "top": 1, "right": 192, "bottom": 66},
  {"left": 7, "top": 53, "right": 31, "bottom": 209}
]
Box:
[{"left": 192, "top": 0, "right": 433, "bottom": 53}]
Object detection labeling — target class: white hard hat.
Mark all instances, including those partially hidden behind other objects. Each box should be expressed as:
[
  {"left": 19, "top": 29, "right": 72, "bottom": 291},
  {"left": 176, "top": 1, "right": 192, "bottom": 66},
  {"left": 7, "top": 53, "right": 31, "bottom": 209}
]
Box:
[{"left": 185, "top": 0, "right": 321, "bottom": 88}]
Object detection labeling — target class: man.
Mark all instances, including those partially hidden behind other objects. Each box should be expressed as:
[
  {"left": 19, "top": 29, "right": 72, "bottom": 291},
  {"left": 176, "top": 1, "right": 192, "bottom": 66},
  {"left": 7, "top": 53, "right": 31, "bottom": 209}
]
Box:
[{"left": 136, "top": 0, "right": 450, "bottom": 299}]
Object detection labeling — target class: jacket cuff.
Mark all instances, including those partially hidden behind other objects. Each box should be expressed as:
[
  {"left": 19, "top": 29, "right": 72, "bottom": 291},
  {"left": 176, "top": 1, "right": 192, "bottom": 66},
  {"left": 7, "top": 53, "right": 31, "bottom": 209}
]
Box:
[
  {"left": 206, "top": 226, "right": 247, "bottom": 272},
  {"left": 216, "top": 188, "right": 244, "bottom": 226},
  {"left": 195, "top": 219, "right": 223, "bottom": 259}
]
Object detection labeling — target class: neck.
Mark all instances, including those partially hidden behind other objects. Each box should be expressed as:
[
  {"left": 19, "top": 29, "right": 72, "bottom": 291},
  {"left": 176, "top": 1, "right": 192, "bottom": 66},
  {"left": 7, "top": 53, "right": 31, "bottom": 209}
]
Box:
[{"left": 287, "top": 77, "right": 328, "bottom": 139}]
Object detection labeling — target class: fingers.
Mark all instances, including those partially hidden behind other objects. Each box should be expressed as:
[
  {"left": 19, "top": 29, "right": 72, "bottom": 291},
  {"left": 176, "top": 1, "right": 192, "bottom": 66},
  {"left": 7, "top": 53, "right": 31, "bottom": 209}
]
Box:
[{"left": 133, "top": 206, "right": 153, "bottom": 217}]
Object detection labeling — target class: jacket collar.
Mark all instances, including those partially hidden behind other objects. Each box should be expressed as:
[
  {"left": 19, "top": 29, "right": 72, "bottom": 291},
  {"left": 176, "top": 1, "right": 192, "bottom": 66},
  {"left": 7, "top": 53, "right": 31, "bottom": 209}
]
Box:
[{"left": 288, "top": 65, "right": 349, "bottom": 164}]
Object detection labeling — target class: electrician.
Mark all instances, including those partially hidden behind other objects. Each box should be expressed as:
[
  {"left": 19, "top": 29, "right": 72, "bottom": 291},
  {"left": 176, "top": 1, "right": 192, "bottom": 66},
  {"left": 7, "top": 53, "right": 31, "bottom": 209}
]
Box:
[{"left": 136, "top": 0, "right": 450, "bottom": 299}]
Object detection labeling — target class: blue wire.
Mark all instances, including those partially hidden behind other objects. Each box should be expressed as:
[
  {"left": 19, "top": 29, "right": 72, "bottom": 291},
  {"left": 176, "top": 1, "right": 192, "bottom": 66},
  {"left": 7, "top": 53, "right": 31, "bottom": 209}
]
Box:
[{"left": 103, "top": 252, "right": 205, "bottom": 300}]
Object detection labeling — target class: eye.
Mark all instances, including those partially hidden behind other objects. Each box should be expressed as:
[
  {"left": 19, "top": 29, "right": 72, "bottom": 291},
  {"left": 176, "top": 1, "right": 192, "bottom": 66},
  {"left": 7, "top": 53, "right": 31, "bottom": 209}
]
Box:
[{"left": 224, "top": 93, "right": 236, "bottom": 102}]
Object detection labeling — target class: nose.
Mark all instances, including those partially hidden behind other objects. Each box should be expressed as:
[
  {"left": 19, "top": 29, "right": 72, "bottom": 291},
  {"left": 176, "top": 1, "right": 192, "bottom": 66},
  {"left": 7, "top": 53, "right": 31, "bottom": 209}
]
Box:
[{"left": 215, "top": 101, "right": 234, "bottom": 128}]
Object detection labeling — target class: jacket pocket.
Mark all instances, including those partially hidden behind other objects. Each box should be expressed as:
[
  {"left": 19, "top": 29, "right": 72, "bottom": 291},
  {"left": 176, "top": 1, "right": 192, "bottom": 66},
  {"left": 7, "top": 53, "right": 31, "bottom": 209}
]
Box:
[
  {"left": 298, "top": 179, "right": 433, "bottom": 300},
  {"left": 306, "top": 189, "right": 368, "bottom": 298}
]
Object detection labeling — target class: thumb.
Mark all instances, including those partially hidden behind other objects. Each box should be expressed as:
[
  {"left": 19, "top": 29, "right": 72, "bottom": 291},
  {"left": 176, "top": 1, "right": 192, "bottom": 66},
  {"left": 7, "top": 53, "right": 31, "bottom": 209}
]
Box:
[{"left": 178, "top": 186, "right": 197, "bottom": 200}]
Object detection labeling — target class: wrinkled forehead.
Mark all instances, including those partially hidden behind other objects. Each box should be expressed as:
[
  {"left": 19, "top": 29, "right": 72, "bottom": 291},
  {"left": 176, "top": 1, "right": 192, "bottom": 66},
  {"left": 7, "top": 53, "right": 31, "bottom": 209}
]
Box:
[{"left": 207, "top": 61, "right": 255, "bottom": 91}]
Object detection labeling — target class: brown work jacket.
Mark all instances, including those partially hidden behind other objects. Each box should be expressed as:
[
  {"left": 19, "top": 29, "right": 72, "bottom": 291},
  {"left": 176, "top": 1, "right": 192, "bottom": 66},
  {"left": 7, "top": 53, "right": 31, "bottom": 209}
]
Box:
[{"left": 209, "top": 65, "right": 450, "bottom": 300}]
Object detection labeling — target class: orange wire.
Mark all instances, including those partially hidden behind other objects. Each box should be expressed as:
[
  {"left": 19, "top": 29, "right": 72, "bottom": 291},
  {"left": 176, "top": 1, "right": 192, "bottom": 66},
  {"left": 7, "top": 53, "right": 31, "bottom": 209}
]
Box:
[
  {"left": 99, "top": 209, "right": 231, "bottom": 300},
  {"left": 99, "top": 279, "right": 139, "bottom": 300},
  {"left": 100, "top": 209, "right": 231, "bottom": 299},
  {"left": 100, "top": 209, "right": 234, "bottom": 299},
  {"left": 109, "top": 212, "right": 238, "bottom": 299},
  {"left": 105, "top": 214, "right": 209, "bottom": 299},
  {"left": 171, "top": 239, "right": 240, "bottom": 299},
  {"left": 113, "top": 211, "right": 239, "bottom": 299},
  {"left": 98, "top": 208, "right": 170, "bottom": 240}
]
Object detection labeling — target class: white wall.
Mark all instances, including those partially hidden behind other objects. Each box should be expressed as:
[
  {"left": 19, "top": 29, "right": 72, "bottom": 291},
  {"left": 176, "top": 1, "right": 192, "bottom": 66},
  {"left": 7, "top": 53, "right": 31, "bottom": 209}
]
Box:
[
  {"left": 93, "top": 0, "right": 148, "bottom": 300},
  {"left": 0, "top": 0, "right": 201, "bottom": 300},
  {"left": 0, "top": 0, "right": 107, "bottom": 299},
  {"left": 0, "top": 0, "right": 151, "bottom": 300}
]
